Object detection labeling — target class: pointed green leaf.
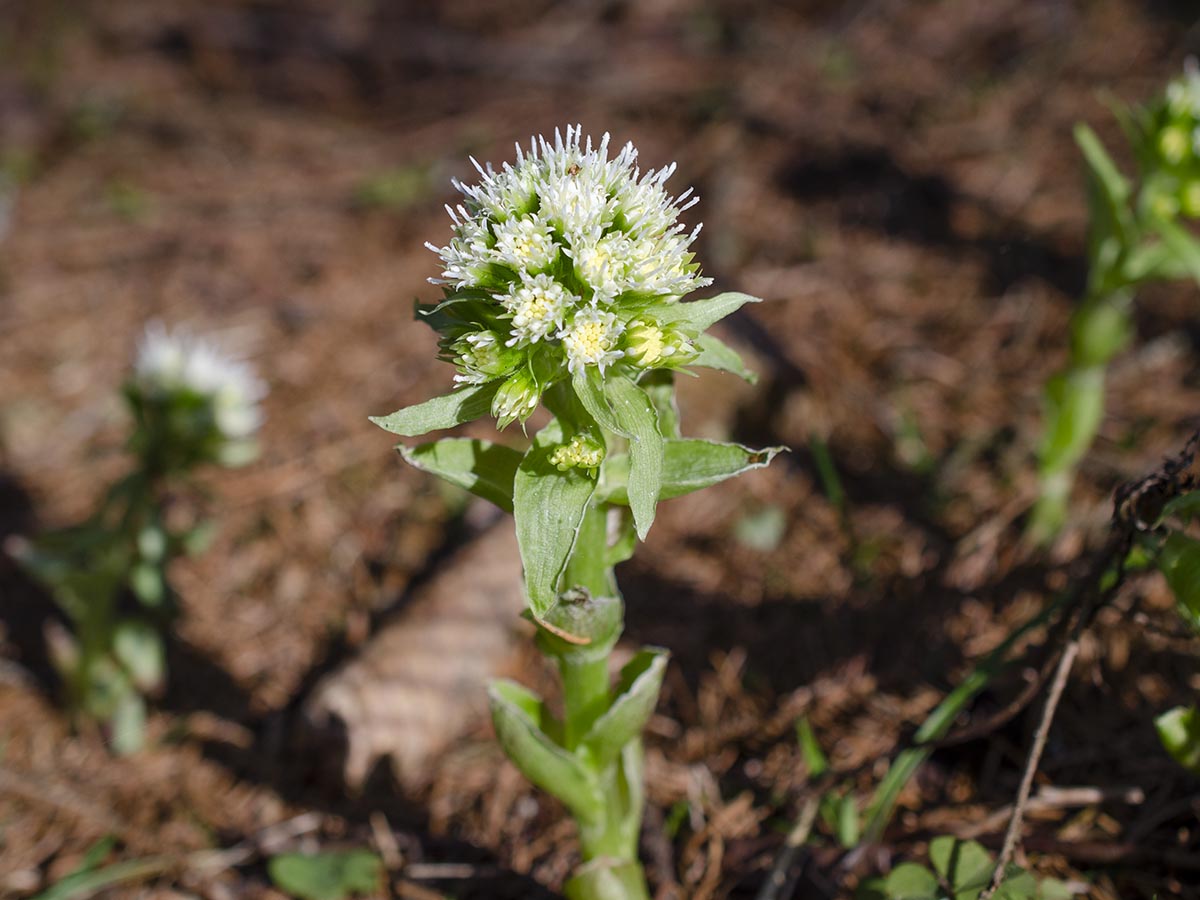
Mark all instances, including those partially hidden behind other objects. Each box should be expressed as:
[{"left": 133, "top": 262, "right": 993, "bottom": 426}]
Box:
[
  {"left": 399, "top": 438, "right": 522, "bottom": 512},
  {"left": 1037, "top": 365, "right": 1105, "bottom": 474},
  {"left": 1157, "top": 705, "right": 1200, "bottom": 774},
  {"left": 656, "top": 291, "right": 761, "bottom": 332},
  {"left": 601, "top": 440, "right": 784, "bottom": 504},
  {"left": 795, "top": 717, "right": 829, "bottom": 779},
  {"left": 639, "top": 370, "right": 681, "bottom": 439},
  {"left": 369, "top": 381, "right": 500, "bottom": 437},
  {"left": 580, "top": 648, "right": 667, "bottom": 770},
  {"left": 572, "top": 367, "right": 624, "bottom": 435},
  {"left": 603, "top": 377, "right": 662, "bottom": 539},
  {"left": 692, "top": 333, "right": 757, "bottom": 383},
  {"left": 489, "top": 680, "right": 599, "bottom": 819},
  {"left": 1158, "top": 532, "right": 1200, "bottom": 631},
  {"left": 514, "top": 419, "right": 599, "bottom": 617}
]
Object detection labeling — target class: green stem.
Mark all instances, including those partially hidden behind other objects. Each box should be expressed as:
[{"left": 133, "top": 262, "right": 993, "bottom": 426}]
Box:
[
  {"left": 1030, "top": 288, "right": 1132, "bottom": 543},
  {"left": 549, "top": 501, "right": 652, "bottom": 899}
]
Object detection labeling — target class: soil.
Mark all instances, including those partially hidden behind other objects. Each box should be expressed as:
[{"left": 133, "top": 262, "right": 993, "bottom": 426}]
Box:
[{"left": 2, "top": 1, "right": 1200, "bottom": 898}]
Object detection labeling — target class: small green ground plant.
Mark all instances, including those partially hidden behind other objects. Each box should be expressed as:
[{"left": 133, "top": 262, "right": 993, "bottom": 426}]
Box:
[
  {"left": 373, "top": 126, "right": 783, "bottom": 899},
  {"left": 11, "top": 323, "right": 264, "bottom": 753},
  {"left": 1031, "top": 62, "right": 1200, "bottom": 541}
]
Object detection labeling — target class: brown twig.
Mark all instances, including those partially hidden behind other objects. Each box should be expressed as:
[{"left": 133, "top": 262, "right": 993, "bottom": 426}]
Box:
[{"left": 981, "top": 426, "right": 1200, "bottom": 896}]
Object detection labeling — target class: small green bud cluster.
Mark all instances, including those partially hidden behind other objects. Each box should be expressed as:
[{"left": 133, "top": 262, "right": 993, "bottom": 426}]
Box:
[
  {"left": 550, "top": 433, "right": 605, "bottom": 473},
  {"left": 423, "top": 126, "right": 714, "bottom": 428},
  {"left": 1142, "top": 61, "right": 1200, "bottom": 218}
]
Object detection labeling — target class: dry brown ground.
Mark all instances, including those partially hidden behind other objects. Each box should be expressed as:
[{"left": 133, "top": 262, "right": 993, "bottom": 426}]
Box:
[{"left": 2, "top": 1, "right": 1200, "bottom": 897}]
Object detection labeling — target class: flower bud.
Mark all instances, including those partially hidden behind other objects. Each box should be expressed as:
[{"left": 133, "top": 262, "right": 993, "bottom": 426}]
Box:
[
  {"left": 622, "top": 319, "right": 697, "bottom": 369},
  {"left": 491, "top": 369, "right": 540, "bottom": 429},
  {"left": 451, "top": 331, "right": 521, "bottom": 384},
  {"left": 549, "top": 434, "right": 605, "bottom": 473},
  {"left": 1159, "top": 124, "right": 1191, "bottom": 166}
]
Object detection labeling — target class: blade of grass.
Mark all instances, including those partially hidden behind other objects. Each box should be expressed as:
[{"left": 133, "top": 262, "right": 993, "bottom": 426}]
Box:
[{"left": 861, "top": 594, "right": 1067, "bottom": 843}]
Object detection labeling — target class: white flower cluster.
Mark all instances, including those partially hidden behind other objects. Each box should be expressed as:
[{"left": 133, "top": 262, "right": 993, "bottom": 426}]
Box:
[
  {"left": 429, "top": 126, "right": 711, "bottom": 378},
  {"left": 135, "top": 322, "right": 265, "bottom": 442}
]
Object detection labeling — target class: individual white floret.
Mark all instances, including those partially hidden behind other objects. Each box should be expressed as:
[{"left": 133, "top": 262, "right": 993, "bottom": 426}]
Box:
[
  {"left": 503, "top": 274, "right": 578, "bottom": 345},
  {"left": 560, "top": 306, "right": 625, "bottom": 374},
  {"left": 492, "top": 214, "right": 557, "bottom": 273}
]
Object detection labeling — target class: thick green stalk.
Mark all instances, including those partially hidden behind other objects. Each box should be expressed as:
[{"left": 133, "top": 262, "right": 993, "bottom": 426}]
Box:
[{"left": 549, "top": 501, "right": 651, "bottom": 900}]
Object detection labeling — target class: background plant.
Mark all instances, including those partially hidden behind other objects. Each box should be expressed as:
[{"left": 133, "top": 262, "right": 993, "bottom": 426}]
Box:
[
  {"left": 372, "top": 126, "right": 783, "bottom": 900},
  {"left": 1031, "top": 62, "right": 1200, "bottom": 542},
  {"left": 11, "top": 323, "right": 264, "bottom": 754}
]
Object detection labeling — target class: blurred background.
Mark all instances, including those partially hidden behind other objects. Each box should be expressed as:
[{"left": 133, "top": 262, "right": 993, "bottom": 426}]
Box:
[{"left": 3, "top": 1, "right": 1200, "bottom": 898}]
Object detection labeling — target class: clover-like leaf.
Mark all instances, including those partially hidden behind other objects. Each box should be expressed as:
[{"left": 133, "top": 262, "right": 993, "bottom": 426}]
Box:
[
  {"left": 399, "top": 438, "right": 522, "bottom": 512},
  {"left": 268, "top": 850, "right": 383, "bottom": 900},
  {"left": 930, "top": 836, "right": 994, "bottom": 900},
  {"left": 489, "top": 680, "right": 599, "bottom": 820},
  {"left": 370, "top": 381, "right": 500, "bottom": 437},
  {"left": 881, "top": 863, "right": 940, "bottom": 900},
  {"left": 579, "top": 648, "right": 667, "bottom": 770}
]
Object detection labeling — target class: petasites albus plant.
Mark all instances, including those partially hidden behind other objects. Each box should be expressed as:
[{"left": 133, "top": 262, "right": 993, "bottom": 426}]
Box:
[{"left": 372, "top": 126, "right": 783, "bottom": 899}]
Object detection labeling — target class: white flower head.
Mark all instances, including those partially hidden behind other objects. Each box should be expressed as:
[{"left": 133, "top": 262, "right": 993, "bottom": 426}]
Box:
[
  {"left": 429, "top": 125, "right": 710, "bottom": 303},
  {"left": 492, "top": 214, "right": 557, "bottom": 272},
  {"left": 134, "top": 322, "right": 265, "bottom": 443},
  {"left": 560, "top": 306, "right": 625, "bottom": 374},
  {"left": 503, "top": 273, "right": 579, "bottom": 345},
  {"left": 1168, "top": 58, "right": 1200, "bottom": 118}
]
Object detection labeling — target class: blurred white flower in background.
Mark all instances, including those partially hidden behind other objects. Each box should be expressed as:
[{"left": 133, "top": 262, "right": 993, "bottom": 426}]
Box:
[{"left": 134, "top": 322, "right": 266, "bottom": 446}]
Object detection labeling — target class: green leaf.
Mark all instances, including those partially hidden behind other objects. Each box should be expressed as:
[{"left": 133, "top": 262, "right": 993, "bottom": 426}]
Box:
[
  {"left": 1157, "top": 532, "right": 1200, "bottom": 631},
  {"left": 835, "top": 793, "right": 860, "bottom": 849},
  {"left": 1156, "top": 705, "right": 1200, "bottom": 774},
  {"left": 369, "top": 381, "right": 500, "bottom": 437},
  {"left": 1037, "top": 365, "right": 1105, "bottom": 475},
  {"left": 881, "top": 863, "right": 940, "bottom": 900},
  {"left": 109, "top": 691, "right": 146, "bottom": 756},
  {"left": 656, "top": 291, "right": 761, "bottom": 332},
  {"left": 513, "top": 420, "right": 599, "bottom": 617},
  {"left": 399, "top": 438, "right": 522, "bottom": 512},
  {"left": 572, "top": 367, "right": 624, "bottom": 435},
  {"left": 1151, "top": 212, "right": 1200, "bottom": 287},
  {"left": 129, "top": 562, "right": 164, "bottom": 607},
  {"left": 795, "top": 717, "right": 829, "bottom": 779},
  {"left": 1074, "top": 123, "right": 1132, "bottom": 258},
  {"left": 1163, "top": 489, "right": 1200, "bottom": 524},
  {"left": 32, "top": 847, "right": 167, "bottom": 900},
  {"left": 603, "top": 377, "right": 663, "bottom": 540},
  {"left": 638, "top": 370, "right": 681, "bottom": 439},
  {"left": 489, "top": 680, "right": 599, "bottom": 819},
  {"left": 268, "top": 850, "right": 383, "bottom": 900},
  {"left": 580, "top": 648, "right": 668, "bottom": 769},
  {"left": 112, "top": 620, "right": 164, "bottom": 693},
  {"left": 692, "top": 333, "right": 757, "bottom": 383},
  {"left": 930, "top": 836, "right": 994, "bottom": 899}
]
